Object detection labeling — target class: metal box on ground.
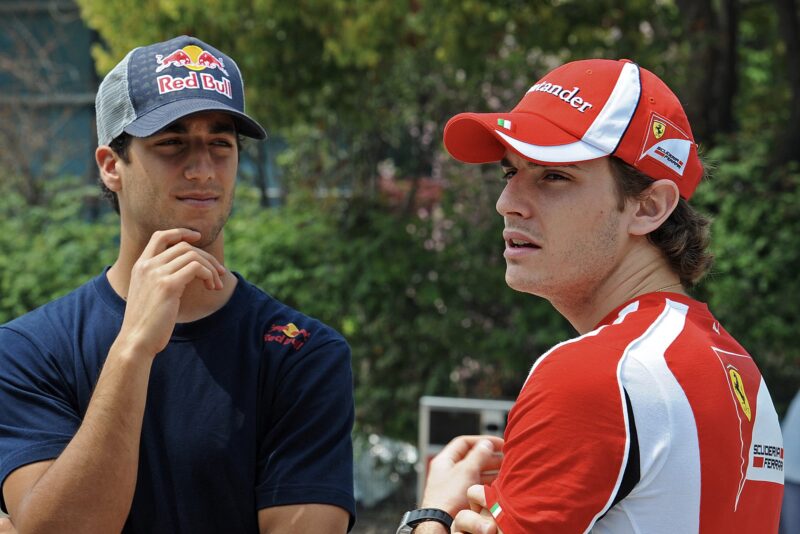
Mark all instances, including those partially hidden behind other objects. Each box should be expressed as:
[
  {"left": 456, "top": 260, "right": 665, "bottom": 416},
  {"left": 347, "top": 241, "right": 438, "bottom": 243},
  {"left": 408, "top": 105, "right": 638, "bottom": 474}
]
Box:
[{"left": 417, "top": 396, "right": 515, "bottom": 502}]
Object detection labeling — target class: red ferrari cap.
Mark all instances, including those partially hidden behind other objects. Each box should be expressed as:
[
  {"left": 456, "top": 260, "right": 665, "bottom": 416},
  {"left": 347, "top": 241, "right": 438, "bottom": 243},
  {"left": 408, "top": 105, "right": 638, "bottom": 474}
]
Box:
[{"left": 443, "top": 59, "right": 703, "bottom": 199}]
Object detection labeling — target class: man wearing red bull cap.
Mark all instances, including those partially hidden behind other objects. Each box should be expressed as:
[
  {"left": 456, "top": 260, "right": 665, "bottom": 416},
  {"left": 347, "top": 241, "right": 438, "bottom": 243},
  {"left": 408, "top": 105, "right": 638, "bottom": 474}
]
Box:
[
  {"left": 398, "top": 59, "right": 784, "bottom": 534},
  {"left": 0, "top": 36, "right": 355, "bottom": 533}
]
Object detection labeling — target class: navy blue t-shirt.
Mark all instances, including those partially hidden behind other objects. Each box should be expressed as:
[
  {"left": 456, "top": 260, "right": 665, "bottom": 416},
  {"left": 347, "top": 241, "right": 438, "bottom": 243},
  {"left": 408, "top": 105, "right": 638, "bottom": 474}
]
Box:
[{"left": 0, "top": 270, "right": 355, "bottom": 532}]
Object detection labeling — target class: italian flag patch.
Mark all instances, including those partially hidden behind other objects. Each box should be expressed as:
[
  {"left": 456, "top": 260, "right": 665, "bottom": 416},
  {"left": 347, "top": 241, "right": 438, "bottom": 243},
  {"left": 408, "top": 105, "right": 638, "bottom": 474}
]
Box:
[
  {"left": 497, "top": 118, "right": 512, "bottom": 130},
  {"left": 490, "top": 502, "right": 503, "bottom": 518}
]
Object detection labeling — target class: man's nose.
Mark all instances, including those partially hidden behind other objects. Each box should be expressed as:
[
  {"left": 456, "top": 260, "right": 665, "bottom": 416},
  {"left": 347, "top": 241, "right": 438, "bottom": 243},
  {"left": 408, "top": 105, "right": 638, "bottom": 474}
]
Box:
[
  {"left": 184, "top": 146, "right": 214, "bottom": 181},
  {"left": 496, "top": 178, "right": 532, "bottom": 219}
]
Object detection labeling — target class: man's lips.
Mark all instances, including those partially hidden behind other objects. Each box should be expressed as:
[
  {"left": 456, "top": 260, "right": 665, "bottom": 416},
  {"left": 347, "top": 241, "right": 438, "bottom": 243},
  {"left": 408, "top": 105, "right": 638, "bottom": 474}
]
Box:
[
  {"left": 503, "top": 230, "right": 541, "bottom": 258},
  {"left": 175, "top": 192, "right": 220, "bottom": 206},
  {"left": 503, "top": 230, "right": 541, "bottom": 249}
]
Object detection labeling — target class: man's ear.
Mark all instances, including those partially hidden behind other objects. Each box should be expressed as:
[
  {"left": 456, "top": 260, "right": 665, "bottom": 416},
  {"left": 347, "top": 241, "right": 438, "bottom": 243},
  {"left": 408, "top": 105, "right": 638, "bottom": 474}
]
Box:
[
  {"left": 628, "top": 179, "right": 680, "bottom": 236},
  {"left": 96, "top": 145, "right": 123, "bottom": 193}
]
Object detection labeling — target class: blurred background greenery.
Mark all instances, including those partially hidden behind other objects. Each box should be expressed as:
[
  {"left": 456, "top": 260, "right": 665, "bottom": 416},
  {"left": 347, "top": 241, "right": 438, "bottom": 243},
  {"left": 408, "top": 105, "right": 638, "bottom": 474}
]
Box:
[{"left": 1, "top": 0, "right": 799, "bottom": 447}]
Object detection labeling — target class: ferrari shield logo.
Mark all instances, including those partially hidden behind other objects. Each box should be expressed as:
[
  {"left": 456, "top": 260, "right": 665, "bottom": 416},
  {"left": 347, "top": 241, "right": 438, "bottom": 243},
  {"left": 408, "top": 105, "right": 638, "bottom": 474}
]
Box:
[
  {"left": 653, "top": 120, "right": 666, "bottom": 139},
  {"left": 728, "top": 367, "right": 752, "bottom": 421}
]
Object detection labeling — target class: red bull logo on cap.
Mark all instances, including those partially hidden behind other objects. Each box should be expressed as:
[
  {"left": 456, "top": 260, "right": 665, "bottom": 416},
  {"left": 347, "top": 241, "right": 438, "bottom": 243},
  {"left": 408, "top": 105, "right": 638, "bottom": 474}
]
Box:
[
  {"left": 264, "top": 323, "right": 312, "bottom": 351},
  {"left": 155, "top": 45, "right": 229, "bottom": 75},
  {"left": 154, "top": 45, "right": 232, "bottom": 99}
]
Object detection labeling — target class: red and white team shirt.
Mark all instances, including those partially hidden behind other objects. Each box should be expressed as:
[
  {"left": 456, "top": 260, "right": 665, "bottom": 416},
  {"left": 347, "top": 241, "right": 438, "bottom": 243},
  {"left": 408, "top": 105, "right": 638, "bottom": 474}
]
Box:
[{"left": 484, "top": 293, "right": 784, "bottom": 533}]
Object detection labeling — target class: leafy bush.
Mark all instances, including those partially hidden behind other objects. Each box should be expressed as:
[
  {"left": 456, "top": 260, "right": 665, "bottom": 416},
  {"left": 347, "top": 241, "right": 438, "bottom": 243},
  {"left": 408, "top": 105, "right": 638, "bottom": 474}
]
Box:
[{"left": 0, "top": 179, "right": 117, "bottom": 324}]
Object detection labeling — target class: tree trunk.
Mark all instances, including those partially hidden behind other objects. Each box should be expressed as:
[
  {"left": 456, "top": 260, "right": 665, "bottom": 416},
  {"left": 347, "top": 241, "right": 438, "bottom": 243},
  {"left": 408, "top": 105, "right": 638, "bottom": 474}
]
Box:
[
  {"left": 675, "top": 0, "right": 721, "bottom": 144},
  {"left": 773, "top": 0, "right": 800, "bottom": 166},
  {"left": 256, "top": 141, "right": 269, "bottom": 208},
  {"left": 716, "top": 0, "right": 739, "bottom": 134}
]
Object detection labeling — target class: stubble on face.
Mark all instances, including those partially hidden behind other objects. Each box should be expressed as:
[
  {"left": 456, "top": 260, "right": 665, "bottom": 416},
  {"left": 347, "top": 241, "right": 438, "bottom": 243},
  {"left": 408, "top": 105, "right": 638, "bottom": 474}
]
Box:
[
  {"left": 506, "top": 208, "right": 622, "bottom": 300},
  {"left": 501, "top": 157, "right": 627, "bottom": 308},
  {"left": 122, "top": 167, "right": 234, "bottom": 250},
  {"left": 166, "top": 186, "right": 234, "bottom": 249}
]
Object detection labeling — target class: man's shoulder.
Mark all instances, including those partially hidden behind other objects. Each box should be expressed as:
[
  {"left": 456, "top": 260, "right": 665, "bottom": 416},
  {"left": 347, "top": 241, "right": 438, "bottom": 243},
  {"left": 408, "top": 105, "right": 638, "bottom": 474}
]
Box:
[
  {"left": 530, "top": 295, "right": 700, "bottom": 377},
  {"left": 586, "top": 292, "right": 714, "bottom": 352},
  {"left": 540, "top": 319, "right": 644, "bottom": 367},
  {"left": 1, "top": 274, "right": 106, "bottom": 338},
  {"left": 236, "top": 275, "right": 348, "bottom": 351},
  {"left": 530, "top": 331, "right": 626, "bottom": 395}
]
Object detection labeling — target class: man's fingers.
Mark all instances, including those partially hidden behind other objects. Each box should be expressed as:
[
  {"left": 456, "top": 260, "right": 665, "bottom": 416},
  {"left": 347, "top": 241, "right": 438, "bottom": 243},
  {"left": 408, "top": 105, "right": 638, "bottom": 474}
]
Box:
[
  {"left": 453, "top": 509, "right": 496, "bottom": 534},
  {"left": 167, "top": 262, "right": 218, "bottom": 292},
  {"left": 0, "top": 517, "right": 15, "bottom": 533},
  {"left": 466, "top": 484, "right": 488, "bottom": 509},
  {"left": 161, "top": 250, "right": 223, "bottom": 290},
  {"left": 433, "top": 437, "right": 475, "bottom": 465},
  {"left": 433, "top": 435, "right": 504, "bottom": 466},
  {"left": 461, "top": 438, "right": 503, "bottom": 473},
  {"left": 456, "top": 435, "right": 504, "bottom": 450},
  {"left": 479, "top": 470, "right": 501, "bottom": 485},
  {"left": 155, "top": 241, "right": 226, "bottom": 276},
  {"left": 479, "top": 452, "right": 503, "bottom": 473},
  {"left": 140, "top": 228, "right": 201, "bottom": 259}
]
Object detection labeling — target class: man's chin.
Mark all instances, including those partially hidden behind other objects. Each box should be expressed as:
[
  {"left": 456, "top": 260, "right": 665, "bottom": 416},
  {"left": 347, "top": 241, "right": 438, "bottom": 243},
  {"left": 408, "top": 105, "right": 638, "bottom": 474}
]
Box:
[
  {"left": 192, "top": 231, "right": 223, "bottom": 249},
  {"left": 161, "top": 224, "right": 223, "bottom": 249},
  {"left": 505, "top": 271, "right": 548, "bottom": 297}
]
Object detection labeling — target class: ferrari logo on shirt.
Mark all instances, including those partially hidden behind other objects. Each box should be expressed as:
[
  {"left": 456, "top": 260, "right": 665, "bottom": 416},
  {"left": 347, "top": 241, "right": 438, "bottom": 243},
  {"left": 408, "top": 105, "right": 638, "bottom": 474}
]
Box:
[
  {"left": 728, "top": 367, "right": 752, "bottom": 421},
  {"left": 653, "top": 120, "right": 666, "bottom": 139}
]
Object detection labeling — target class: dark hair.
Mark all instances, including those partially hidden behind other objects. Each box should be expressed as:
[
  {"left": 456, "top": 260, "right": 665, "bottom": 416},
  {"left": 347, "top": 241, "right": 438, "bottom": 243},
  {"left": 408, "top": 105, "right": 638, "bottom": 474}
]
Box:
[
  {"left": 100, "top": 127, "right": 245, "bottom": 214},
  {"left": 609, "top": 157, "right": 714, "bottom": 287}
]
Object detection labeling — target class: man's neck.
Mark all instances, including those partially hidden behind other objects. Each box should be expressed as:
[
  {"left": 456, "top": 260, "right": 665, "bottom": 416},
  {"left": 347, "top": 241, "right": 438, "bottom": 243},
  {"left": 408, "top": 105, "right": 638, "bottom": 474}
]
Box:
[{"left": 548, "top": 246, "right": 688, "bottom": 335}]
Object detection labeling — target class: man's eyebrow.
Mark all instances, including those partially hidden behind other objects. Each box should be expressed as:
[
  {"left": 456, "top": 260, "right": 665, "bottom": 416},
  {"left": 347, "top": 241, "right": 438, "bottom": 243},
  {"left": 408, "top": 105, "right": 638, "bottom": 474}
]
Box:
[
  {"left": 500, "top": 157, "right": 581, "bottom": 170},
  {"left": 159, "top": 122, "right": 187, "bottom": 134},
  {"left": 155, "top": 120, "right": 236, "bottom": 135},
  {"left": 209, "top": 121, "right": 237, "bottom": 135}
]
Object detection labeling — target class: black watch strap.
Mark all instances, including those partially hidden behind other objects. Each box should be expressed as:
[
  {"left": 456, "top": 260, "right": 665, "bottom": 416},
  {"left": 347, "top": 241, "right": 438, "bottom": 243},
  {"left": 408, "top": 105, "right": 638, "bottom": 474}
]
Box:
[{"left": 396, "top": 508, "right": 454, "bottom": 533}]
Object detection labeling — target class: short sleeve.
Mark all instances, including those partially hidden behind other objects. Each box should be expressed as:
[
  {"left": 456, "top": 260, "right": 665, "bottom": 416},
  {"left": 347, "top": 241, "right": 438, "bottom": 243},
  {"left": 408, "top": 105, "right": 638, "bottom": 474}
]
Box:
[
  {"left": 483, "top": 342, "right": 631, "bottom": 533},
  {"left": 255, "top": 335, "right": 355, "bottom": 528},
  {"left": 0, "top": 327, "right": 81, "bottom": 513}
]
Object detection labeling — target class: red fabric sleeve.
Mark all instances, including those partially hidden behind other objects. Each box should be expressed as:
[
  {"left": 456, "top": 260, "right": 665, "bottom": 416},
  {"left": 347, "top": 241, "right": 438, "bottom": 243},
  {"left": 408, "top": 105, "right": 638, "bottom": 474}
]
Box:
[{"left": 484, "top": 340, "right": 630, "bottom": 533}]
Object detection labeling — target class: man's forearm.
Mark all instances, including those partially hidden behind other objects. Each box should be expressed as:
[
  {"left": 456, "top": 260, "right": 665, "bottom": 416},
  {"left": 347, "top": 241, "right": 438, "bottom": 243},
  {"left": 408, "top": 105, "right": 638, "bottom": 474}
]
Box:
[{"left": 12, "top": 340, "right": 153, "bottom": 533}]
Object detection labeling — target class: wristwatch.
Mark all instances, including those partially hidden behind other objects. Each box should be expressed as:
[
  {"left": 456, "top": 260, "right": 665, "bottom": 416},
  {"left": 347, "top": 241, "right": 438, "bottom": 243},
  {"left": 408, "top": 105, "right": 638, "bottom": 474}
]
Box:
[{"left": 395, "top": 508, "right": 454, "bottom": 533}]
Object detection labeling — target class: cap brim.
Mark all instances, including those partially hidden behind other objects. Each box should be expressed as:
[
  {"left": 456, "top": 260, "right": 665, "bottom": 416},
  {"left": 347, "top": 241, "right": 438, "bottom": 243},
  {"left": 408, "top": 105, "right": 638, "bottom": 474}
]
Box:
[
  {"left": 124, "top": 98, "right": 267, "bottom": 140},
  {"left": 443, "top": 112, "right": 607, "bottom": 165}
]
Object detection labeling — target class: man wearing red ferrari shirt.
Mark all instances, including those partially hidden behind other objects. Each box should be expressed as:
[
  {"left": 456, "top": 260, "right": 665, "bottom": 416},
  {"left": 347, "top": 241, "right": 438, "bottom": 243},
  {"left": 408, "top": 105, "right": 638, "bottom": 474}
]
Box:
[{"left": 398, "top": 59, "right": 784, "bottom": 534}]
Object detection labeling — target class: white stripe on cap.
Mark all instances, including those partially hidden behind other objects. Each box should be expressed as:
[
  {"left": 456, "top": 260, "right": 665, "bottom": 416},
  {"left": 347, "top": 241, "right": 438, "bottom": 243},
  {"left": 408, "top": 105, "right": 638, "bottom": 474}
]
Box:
[
  {"left": 582, "top": 62, "right": 641, "bottom": 153},
  {"left": 496, "top": 130, "right": 607, "bottom": 163},
  {"left": 493, "top": 61, "right": 641, "bottom": 163}
]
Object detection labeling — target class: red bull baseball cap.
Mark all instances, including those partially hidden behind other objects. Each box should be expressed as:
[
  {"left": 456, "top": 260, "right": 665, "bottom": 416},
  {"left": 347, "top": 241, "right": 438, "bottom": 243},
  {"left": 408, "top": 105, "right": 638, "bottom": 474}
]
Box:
[
  {"left": 443, "top": 59, "right": 703, "bottom": 199},
  {"left": 95, "top": 35, "right": 266, "bottom": 146}
]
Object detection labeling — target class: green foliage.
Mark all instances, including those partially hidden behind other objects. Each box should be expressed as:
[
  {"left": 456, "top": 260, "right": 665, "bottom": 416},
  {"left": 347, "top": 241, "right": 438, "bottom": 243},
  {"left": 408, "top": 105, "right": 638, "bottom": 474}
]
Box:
[{"left": 0, "top": 179, "right": 118, "bottom": 324}]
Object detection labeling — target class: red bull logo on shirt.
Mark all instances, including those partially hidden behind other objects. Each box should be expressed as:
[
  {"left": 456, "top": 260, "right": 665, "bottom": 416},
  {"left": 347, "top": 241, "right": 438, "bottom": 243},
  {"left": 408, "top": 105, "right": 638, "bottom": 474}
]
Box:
[
  {"left": 264, "top": 323, "right": 312, "bottom": 350},
  {"left": 154, "top": 45, "right": 232, "bottom": 99}
]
